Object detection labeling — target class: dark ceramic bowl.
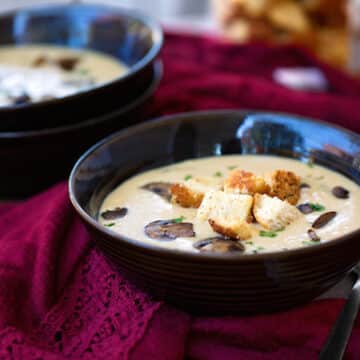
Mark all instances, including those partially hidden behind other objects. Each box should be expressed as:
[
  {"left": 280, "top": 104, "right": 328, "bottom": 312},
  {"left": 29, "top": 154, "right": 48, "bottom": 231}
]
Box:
[
  {"left": 1, "top": 61, "right": 162, "bottom": 199},
  {"left": 0, "top": 3, "right": 162, "bottom": 131},
  {"left": 69, "top": 110, "right": 360, "bottom": 314}
]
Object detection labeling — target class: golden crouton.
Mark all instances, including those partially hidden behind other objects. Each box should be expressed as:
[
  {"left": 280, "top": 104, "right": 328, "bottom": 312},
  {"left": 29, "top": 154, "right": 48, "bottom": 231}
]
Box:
[
  {"left": 197, "top": 190, "right": 254, "bottom": 240},
  {"left": 267, "top": 2, "right": 310, "bottom": 34},
  {"left": 225, "top": 169, "right": 269, "bottom": 195},
  {"left": 253, "top": 194, "right": 301, "bottom": 231},
  {"left": 232, "top": 0, "right": 270, "bottom": 18},
  {"left": 171, "top": 176, "right": 223, "bottom": 208},
  {"left": 265, "top": 170, "right": 301, "bottom": 205}
]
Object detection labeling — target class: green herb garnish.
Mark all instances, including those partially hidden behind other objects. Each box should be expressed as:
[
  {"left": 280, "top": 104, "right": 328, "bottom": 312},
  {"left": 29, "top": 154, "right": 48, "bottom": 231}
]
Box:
[
  {"left": 309, "top": 203, "right": 325, "bottom": 211},
  {"left": 302, "top": 240, "right": 319, "bottom": 246},
  {"left": 256, "top": 246, "right": 265, "bottom": 251},
  {"left": 227, "top": 165, "right": 237, "bottom": 170},
  {"left": 214, "top": 171, "right": 223, "bottom": 177},
  {"left": 184, "top": 175, "right": 192, "bottom": 181},
  {"left": 77, "top": 68, "right": 89, "bottom": 75},
  {"left": 104, "top": 222, "right": 115, "bottom": 227},
  {"left": 307, "top": 159, "right": 315, "bottom": 168},
  {"left": 174, "top": 216, "right": 185, "bottom": 223},
  {"left": 259, "top": 230, "right": 277, "bottom": 238},
  {"left": 277, "top": 227, "right": 285, "bottom": 232},
  {"left": 245, "top": 241, "right": 254, "bottom": 245}
]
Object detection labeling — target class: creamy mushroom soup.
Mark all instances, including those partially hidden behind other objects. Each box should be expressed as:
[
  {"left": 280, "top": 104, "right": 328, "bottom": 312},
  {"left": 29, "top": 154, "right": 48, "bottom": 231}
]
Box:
[
  {"left": 0, "top": 45, "right": 128, "bottom": 106},
  {"left": 99, "top": 155, "right": 360, "bottom": 254}
]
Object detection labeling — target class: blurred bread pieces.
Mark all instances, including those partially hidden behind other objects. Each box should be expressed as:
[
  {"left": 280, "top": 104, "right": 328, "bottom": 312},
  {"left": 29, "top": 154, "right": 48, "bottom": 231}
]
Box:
[
  {"left": 232, "top": 0, "right": 270, "bottom": 18},
  {"left": 268, "top": 2, "right": 310, "bottom": 34},
  {"left": 253, "top": 193, "right": 301, "bottom": 230},
  {"left": 213, "top": 0, "right": 350, "bottom": 71},
  {"left": 197, "top": 190, "right": 254, "bottom": 240},
  {"left": 171, "top": 176, "right": 223, "bottom": 208}
]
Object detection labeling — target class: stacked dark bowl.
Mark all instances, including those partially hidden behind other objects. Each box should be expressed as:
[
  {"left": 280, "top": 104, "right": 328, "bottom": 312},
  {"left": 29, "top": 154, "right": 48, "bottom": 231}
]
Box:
[{"left": 0, "top": 3, "right": 163, "bottom": 198}]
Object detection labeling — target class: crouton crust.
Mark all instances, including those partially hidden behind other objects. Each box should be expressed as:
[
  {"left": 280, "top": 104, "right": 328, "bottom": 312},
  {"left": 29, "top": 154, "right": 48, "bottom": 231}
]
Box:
[
  {"left": 171, "top": 183, "right": 203, "bottom": 208},
  {"left": 266, "top": 170, "right": 301, "bottom": 205},
  {"left": 253, "top": 193, "right": 300, "bottom": 230},
  {"left": 208, "top": 219, "right": 253, "bottom": 240},
  {"left": 225, "top": 169, "right": 270, "bottom": 195}
]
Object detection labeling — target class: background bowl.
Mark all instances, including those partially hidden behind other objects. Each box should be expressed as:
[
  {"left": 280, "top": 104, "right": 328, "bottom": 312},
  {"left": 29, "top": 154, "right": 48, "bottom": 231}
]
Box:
[
  {"left": 69, "top": 110, "right": 360, "bottom": 314},
  {"left": 1, "top": 60, "right": 162, "bottom": 199},
  {"left": 0, "top": 3, "right": 163, "bottom": 131}
]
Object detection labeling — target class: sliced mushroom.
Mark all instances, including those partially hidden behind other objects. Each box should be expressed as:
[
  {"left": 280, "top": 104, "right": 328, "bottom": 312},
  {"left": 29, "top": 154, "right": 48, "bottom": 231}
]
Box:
[
  {"left": 144, "top": 219, "right": 195, "bottom": 241},
  {"left": 141, "top": 182, "right": 173, "bottom": 202},
  {"left": 332, "top": 186, "right": 349, "bottom": 199},
  {"left": 297, "top": 203, "right": 314, "bottom": 214},
  {"left": 12, "top": 93, "right": 31, "bottom": 105},
  {"left": 56, "top": 57, "right": 80, "bottom": 71},
  {"left": 312, "top": 211, "right": 337, "bottom": 229},
  {"left": 307, "top": 228, "right": 320, "bottom": 242},
  {"left": 101, "top": 207, "right": 128, "bottom": 220},
  {"left": 193, "top": 236, "right": 244, "bottom": 253},
  {"left": 33, "top": 55, "right": 48, "bottom": 67}
]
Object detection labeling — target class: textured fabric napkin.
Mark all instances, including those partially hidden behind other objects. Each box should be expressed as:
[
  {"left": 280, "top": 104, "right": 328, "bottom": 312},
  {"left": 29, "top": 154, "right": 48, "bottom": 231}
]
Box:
[{"left": 1, "top": 32, "right": 360, "bottom": 359}]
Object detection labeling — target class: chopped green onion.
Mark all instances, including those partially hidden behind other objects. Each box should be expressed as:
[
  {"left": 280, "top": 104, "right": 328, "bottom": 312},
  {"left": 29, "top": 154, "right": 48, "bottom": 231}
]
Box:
[
  {"left": 214, "top": 171, "right": 223, "bottom": 177},
  {"left": 307, "top": 159, "right": 315, "bottom": 168},
  {"left": 77, "top": 68, "right": 89, "bottom": 75},
  {"left": 302, "top": 240, "right": 319, "bottom": 246},
  {"left": 184, "top": 175, "right": 192, "bottom": 181},
  {"left": 257, "top": 246, "right": 265, "bottom": 251},
  {"left": 309, "top": 203, "right": 325, "bottom": 211},
  {"left": 104, "top": 222, "right": 115, "bottom": 227},
  {"left": 277, "top": 227, "right": 285, "bottom": 232},
  {"left": 259, "top": 230, "right": 277, "bottom": 238},
  {"left": 174, "top": 216, "right": 185, "bottom": 223},
  {"left": 227, "top": 165, "right": 237, "bottom": 170},
  {"left": 245, "top": 241, "right": 254, "bottom": 245}
]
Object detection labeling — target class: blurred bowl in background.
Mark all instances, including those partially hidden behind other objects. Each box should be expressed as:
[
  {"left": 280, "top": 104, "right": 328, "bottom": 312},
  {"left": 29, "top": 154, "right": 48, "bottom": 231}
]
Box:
[
  {"left": 0, "top": 60, "right": 162, "bottom": 199},
  {"left": 0, "top": 3, "right": 163, "bottom": 131}
]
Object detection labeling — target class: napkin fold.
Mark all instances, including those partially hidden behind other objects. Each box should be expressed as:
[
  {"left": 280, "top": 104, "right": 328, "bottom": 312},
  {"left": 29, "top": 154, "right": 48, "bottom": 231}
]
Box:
[{"left": 1, "top": 32, "right": 360, "bottom": 359}]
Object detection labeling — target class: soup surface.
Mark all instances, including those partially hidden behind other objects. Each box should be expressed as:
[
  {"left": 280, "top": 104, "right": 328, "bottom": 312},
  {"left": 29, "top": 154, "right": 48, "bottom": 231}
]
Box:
[
  {"left": 99, "top": 155, "right": 360, "bottom": 254},
  {"left": 0, "top": 45, "right": 128, "bottom": 106}
]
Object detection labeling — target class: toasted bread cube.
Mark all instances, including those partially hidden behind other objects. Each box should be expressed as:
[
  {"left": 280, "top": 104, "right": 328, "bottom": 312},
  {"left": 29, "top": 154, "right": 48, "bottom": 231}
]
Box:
[
  {"left": 265, "top": 170, "right": 301, "bottom": 205},
  {"left": 225, "top": 169, "right": 269, "bottom": 195},
  {"left": 197, "top": 190, "right": 254, "bottom": 240},
  {"left": 171, "top": 176, "right": 223, "bottom": 208},
  {"left": 267, "top": 2, "right": 310, "bottom": 34},
  {"left": 253, "top": 194, "right": 301, "bottom": 231},
  {"left": 232, "top": 0, "right": 270, "bottom": 18}
]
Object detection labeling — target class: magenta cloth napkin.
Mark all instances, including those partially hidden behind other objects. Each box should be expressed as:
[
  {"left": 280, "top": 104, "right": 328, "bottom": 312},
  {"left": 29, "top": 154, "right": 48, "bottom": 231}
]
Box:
[
  {"left": 1, "top": 33, "right": 360, "bottom": 359},
  {"left": 151, "top": 32, "right": 360, "bottom": 133}
]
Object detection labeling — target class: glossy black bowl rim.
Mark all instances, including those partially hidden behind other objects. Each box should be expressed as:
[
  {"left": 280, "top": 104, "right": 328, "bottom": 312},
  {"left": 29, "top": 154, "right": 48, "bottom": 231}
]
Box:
[
  {"left": 0, "top": 60, "right": 162, "bottom": 138},
  {"left": 0, "top": 2, "right": 163, "bottom": 112},
  {"left": 69, "top": 109, "right": 360, "bottom": 262}
]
